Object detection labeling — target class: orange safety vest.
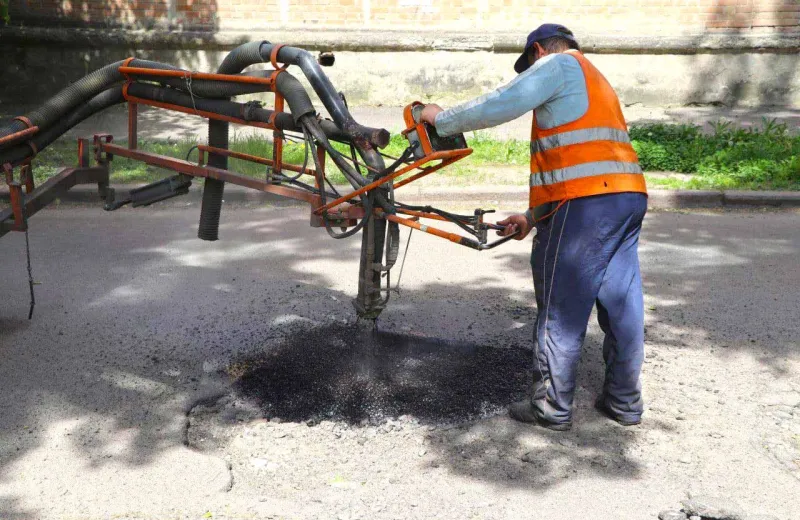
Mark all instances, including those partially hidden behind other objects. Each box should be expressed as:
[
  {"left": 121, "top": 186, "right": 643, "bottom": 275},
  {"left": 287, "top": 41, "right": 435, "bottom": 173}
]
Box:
[{"left": 529, "top": 51, "right": 647, "bottom": 209}]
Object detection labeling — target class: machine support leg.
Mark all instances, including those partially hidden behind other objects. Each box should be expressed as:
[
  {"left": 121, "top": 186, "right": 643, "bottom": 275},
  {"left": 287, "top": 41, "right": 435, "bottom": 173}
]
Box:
[{"left": 128, "top": 102, "right": 138, "bottom": 150}]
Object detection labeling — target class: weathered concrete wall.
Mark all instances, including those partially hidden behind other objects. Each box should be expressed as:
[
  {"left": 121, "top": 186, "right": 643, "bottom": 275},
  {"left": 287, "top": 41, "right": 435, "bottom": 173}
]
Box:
[
  {"left": 9, "top": 0, "right": 800, "bottom": 34},
  {"left": 4, "top": 0, "right": 798, "bottom": 109},
  {"left": 1, "top": 29, "right": 798, "bottom": 110}
]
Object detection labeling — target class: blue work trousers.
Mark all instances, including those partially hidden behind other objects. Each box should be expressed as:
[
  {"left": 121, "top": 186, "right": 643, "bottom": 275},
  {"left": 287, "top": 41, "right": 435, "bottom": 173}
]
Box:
[{"left": 530, "top": 192, "right": 647, "bottom": 425}]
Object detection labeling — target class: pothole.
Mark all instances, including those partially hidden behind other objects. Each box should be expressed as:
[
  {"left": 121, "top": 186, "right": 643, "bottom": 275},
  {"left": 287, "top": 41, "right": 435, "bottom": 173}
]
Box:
[{"left": 229, "top": 323, "right": 532, "bottom": 425}]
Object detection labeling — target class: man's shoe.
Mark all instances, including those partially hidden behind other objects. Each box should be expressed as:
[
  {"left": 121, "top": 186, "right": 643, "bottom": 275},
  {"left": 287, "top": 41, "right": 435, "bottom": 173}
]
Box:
[
  {"left": 508, "top": 400, "right": 572, "bottom": 431},
  {"left": 594, "top": 397, "right": 641, "bottom": 426}
]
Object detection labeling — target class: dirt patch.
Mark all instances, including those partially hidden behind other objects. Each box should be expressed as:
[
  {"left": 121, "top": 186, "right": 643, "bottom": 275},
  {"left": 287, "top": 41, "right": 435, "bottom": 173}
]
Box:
[{"left": 230, "top": 323, "right": 531, "bottom": 425}]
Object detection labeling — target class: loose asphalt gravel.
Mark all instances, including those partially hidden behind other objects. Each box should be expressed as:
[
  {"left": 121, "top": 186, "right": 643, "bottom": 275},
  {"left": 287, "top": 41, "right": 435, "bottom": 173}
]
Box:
[
  {"left": 1, "top": 203, "right": 799, "bottom": 520},
  {"left": 233, "top": 324, "right": 531, "bottom": 425}
]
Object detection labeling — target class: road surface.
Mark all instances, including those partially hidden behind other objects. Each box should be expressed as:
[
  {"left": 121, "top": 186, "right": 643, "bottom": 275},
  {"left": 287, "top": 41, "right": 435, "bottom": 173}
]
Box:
[{"left": 1, "top": 204, "right": 798, "bottom": 520}]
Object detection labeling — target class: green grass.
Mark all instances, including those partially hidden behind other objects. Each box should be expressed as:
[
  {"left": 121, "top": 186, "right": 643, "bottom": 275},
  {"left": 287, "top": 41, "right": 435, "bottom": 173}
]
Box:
[
  {"left": 32, "top": 136, "right": 323, "bottom": 184},
  {"left": 630, "top": 119, "right": 800, "bottom": 190},
  {"left": 29, "top": 119, "right": 800, "bottom": 191}
]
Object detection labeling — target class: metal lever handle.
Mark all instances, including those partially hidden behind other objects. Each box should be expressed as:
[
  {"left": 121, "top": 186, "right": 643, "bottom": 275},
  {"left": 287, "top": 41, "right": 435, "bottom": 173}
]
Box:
[{"left": 479, "top": 230, "right": 521, "bottom": 250}]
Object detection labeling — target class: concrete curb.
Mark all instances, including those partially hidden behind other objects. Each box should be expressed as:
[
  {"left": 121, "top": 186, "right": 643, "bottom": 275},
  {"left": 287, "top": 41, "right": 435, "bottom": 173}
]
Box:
[
  {"left": 722, "top": 190, "right": 800, "bottom": 207},
  {"left": 647, "top": 190, "right": 724, "bottom": 209},
  {"left": 2, "top": 184, "right": 799, "bottom": 209}
]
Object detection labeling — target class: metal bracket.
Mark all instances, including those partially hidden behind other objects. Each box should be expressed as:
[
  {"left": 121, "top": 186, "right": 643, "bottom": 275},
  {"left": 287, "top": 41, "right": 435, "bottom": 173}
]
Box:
[
  {"left": 473, "top": 208, "right": 494, "bottom": 244},
  {"left": 2, "top": 162, "right": 26, "bottom": 232},
  {"left": 93, "top": 134, "right": 115, "bottom": 165},
  {"left": 20, "top": 163, "right": 34, "bottom": 194}
]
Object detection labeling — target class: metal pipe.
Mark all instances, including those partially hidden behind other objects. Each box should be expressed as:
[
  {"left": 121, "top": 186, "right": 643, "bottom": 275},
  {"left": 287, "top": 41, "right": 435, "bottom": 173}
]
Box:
[
  {"left": 197, "top": 145, "right": 317, "bottom": 177},
  {"left": 100, "top": 142, "right": 321, "bottom": 205},
  {"left": 218, "top": 41, "right": 390, "bottom": 149},
  {"left": 0, "top": 126, "right": 39, "bottom": 147},
  {"left": 119, "top": 66, "right": 277, "bottom": 87}
]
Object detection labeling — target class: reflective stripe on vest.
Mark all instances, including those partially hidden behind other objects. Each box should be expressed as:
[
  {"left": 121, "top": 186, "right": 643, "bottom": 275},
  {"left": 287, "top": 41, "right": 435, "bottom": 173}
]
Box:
[
  {"left": 530, "top": 127, "right": 631, "bottom": 155},
  {"left": 530, "top": 160, "right": 642, "bottom": 187},
  {"left": 528, "top": 51, "right": 646, "bottom": 209}
]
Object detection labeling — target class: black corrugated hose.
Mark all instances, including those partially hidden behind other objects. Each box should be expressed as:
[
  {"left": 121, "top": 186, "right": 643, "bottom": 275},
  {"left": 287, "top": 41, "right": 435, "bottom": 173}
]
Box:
[
  {"left": 0, "top": 61, "right": 126, "bottom": 142},
  {"left": 0, "top": 86, "right": 124, "bottom": 166}
]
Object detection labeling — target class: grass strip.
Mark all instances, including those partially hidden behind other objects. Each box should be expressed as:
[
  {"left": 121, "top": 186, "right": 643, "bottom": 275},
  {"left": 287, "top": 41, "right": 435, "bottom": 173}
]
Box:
[{"left": 26, "top": 120, "right": 800, "bottom": 191}]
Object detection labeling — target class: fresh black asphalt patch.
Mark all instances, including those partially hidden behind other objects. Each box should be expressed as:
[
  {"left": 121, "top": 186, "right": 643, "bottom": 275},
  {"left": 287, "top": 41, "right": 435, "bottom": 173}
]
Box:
[{"left": 232, "top": 323, "right": 531, "bottom": 425}]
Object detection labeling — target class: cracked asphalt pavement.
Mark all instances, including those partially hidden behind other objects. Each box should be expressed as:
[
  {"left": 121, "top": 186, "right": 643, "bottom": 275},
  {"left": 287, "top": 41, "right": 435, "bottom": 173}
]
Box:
[{"left": 1, "top": 204, "right": 798, "bottom": 519}]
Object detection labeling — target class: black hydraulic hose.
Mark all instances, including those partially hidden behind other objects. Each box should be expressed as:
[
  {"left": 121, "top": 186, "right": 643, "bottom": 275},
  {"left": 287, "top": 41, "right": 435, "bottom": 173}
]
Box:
[
  {"left": 300, "top": 117, "right": 397, "bottom": 212},
  {"left": 124, "top": 83, "right": 348, "bottom": 143},
  {"left": 301, "top": 116, "right": 374, "bottom": 192},
  {"left": 395, "top": 202, "right": 482, "bottom": 238},
  {"left": 279, "top": 126, "right": 311, "bottom": 182},
  {"left": 303, "top": 118, "right": 370, "bottom": 240},
  {"left": 129, "top": 66, "right": 316, "bottom": 122},
  {"left": 126, "top": 82, "right": 296, "bottom": 127},
  {"left": 0, "top": 57, "right": 279, "bottom": 146},
  {"left": 0, "top": 86, "right": 124, "bottom": 167},
  {"left": 322, "top": 144, "right": 396, "bottom": 213},
  {"left": 273, "top": 73, "right": 316, "bottom": 123},
  {"left": 272, "top": 45, "right": 390, "bottom": 150},
  {"left": 381, "top": 147, "right": 415, "bottom": 180},
  {"left": 197, "top": 40, "right": 390, "bottom": 241},
  {"left": 0, "top": 60, "right": 127, "bottom": 143},
  {"left": 124, "top": 59, "right": 267, "bottom": 99},
  {"left": 218, "top": 41, "right": 390, "bottom": 149}
]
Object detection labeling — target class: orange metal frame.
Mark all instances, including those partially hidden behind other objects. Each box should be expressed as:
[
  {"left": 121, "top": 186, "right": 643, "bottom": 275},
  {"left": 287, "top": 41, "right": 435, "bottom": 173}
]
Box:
[
  {"left": 119, "top": 66, "right": 279, "bottom": 88},
  {"left": 118, "top": 80, "right": 486, "bottom": 246},
  {"left": 402, "top": 101, "right": 437, "bottom": 157},
  {"left": 123, "top": 93, "right": 277, "bottom": 132},
  {"left": 196, "top": 145, "right": 319, "bottom": 179},
  {"left": 0, "top": 126, "right": 39, "bottom": 147},
  {"left": 2, "top": 64, "right": 492, "bottom": 249},
  {"left": 384, "top": 213, "right": 468, "bottom": 246},
  {"left": 99, "top": 141, "right": 322, "bottom": 206},
  {"left": 312, "top": 148, "right": 472, "bottom": 214}
]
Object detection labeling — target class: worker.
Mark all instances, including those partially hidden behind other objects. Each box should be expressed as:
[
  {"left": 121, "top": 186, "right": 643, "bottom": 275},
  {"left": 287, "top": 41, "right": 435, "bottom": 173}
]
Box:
[{"left": 421, "top": 23, "right": 648, "bottom": 431}]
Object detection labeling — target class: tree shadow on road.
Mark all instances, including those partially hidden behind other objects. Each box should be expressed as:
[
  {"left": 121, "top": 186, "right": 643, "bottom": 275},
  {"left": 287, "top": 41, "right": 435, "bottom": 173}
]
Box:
[{"left": 0, "top": 205, "right": 798, "bottom": 511}]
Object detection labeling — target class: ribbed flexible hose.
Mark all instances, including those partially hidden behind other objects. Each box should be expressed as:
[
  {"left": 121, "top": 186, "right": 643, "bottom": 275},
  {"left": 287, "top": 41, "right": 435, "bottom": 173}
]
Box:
[
  {"left": 198, "top": 42, "right": 273, "bottom": 242},
  {"left": 216, "top": 41, "right": 390, "bottom": 150},
  {"left": 0, "top": 86, "right": 124, "bottom": 167},
  {"left": 0, "top": 58, "right": 314, "bottom": 147},
  {"left": 0, "top": 61, "right": 126, "bottom": 142}
]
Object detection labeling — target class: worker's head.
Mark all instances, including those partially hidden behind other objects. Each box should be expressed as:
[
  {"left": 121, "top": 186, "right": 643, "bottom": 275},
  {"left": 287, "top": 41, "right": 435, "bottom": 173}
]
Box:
[{"left": 514, "top": 24, "right": 581, "bottom": 74}]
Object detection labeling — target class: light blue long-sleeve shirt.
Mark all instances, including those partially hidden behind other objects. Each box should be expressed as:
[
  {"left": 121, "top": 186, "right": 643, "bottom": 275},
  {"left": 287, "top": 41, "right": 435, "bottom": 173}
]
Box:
[{"left": 434, "top": 52, "right": 590, "bottom": 137}]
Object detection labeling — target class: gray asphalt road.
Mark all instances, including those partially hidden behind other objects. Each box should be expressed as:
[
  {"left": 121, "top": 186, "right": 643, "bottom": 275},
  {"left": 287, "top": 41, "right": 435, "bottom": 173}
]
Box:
[{"left": 1, "top": 205, "right": 799, "bottom": 520}]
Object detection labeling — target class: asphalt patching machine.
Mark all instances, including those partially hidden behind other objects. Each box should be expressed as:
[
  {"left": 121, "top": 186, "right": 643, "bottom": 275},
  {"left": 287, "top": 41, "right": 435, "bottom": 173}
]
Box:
[{"left": 0, "top": 42, "right": 518, "bottom": 320}]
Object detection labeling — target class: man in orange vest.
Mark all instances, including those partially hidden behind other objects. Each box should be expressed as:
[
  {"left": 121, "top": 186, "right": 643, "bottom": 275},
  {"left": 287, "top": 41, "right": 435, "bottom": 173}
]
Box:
[{"left": 421, "top": 24, "right": 648, "bottom": 431}]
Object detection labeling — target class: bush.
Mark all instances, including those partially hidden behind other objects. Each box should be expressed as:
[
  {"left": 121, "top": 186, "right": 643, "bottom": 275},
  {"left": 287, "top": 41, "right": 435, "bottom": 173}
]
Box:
[{"left": 631, "top": 119, "right": 800, "bottom": 190}]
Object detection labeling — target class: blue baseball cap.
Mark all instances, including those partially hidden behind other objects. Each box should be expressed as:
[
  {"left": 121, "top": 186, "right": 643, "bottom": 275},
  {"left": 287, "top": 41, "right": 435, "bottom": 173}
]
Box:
[{"left": 514, "top": 23, "right": 578, "bottom": 74}]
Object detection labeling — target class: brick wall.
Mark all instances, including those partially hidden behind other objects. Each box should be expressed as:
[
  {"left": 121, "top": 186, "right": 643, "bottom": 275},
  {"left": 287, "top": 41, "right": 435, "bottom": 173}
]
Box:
[{"left": 10, "top": 0, "right": 800, "bottom": 34}]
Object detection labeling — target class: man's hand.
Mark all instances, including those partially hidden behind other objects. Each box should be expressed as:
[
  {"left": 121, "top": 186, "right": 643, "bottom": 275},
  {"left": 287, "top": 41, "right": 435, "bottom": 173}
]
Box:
[
  {"left": 420, "top": 104, "right": 444, "bottom": 126},
  {"left": 496, "top": 214, "right": 533, "bottom": 241}
]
